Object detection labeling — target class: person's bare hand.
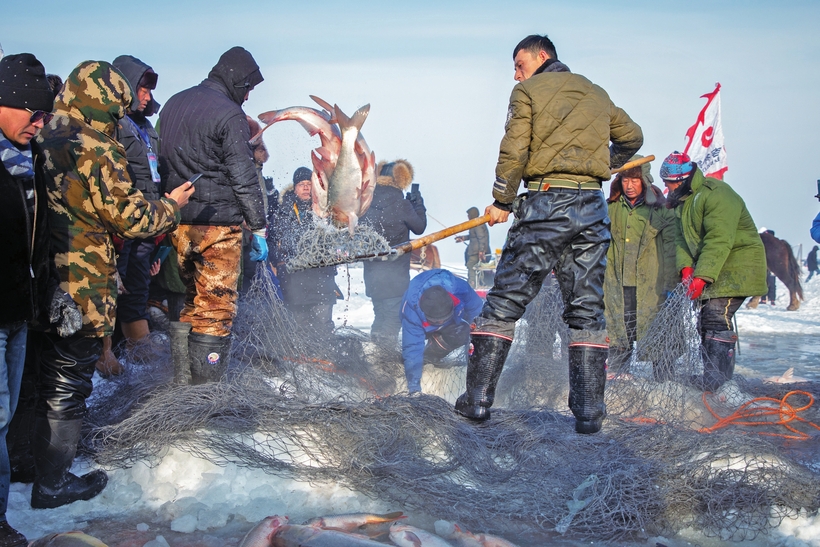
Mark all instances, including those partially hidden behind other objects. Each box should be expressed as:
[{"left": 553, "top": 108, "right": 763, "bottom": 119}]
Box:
[
  {"left": 166, "top": 181, "right": 195, "bottom": 208},
  {"left": 484, "top": 204, "right": 510, "bottom": 226},
  {"left": 149, "top": 259, "right": 161, "bottom": 276}
]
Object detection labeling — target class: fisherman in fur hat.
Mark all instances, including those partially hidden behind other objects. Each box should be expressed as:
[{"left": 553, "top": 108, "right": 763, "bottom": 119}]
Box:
[
  {"left": 360, "top": 159, "right": 427, "bottom": 345},
  {"left": 603, "top": 155, "right": 678, "bottom": 374}
]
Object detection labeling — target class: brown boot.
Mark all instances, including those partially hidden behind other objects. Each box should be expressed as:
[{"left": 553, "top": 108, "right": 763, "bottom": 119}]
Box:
[{"left": 95, "top": 336, "right": 123, "bottom": 377}]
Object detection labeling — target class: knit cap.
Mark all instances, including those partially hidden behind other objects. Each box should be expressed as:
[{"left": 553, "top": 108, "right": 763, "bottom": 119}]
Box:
[
  {"left": 0, "top": 53, "right": 54, "bottom": 112},
  {"left": 659, "top": 151, "right": 694, "bottom": 182},
  {"left": 419, "top": 286, "right": 455, "bottom": 323}
]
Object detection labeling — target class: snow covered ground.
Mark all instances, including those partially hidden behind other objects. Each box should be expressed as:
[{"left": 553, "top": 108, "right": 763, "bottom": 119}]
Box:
[{"left": 10, "top": 265, "right": 820, "bottom": 547}]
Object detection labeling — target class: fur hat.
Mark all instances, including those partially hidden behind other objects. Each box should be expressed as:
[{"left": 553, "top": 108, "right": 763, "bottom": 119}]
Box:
[
  {"left": 608, "top": 154, "right": 661, "bottom": 206},
  {"left": 0, "top": 53, "right": 54, "bottom": 112},
  {"left": 376, "top": 158, "right": 414, "bottom": 190}
]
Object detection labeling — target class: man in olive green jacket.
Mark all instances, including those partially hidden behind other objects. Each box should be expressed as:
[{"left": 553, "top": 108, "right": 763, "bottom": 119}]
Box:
[
  {"left": 455, "top": 34, "right": 643, "bottom": 434},
  {"left": 661, "top": 151, "right": 767, "bottom": 391},
  {"left": 604, "top": 156, "right": 678, "bottom": 372}
]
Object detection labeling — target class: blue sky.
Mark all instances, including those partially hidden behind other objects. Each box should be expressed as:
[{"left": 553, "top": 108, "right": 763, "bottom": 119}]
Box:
[{"left": 4, "top": 0, "right": 820, "bottom": 264}]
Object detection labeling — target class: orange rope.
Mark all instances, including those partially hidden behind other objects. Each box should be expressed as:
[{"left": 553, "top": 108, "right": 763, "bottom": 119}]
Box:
[
  {"left": 281, "top": 355, "right": 386, "bottom": 397},
  {"left": 699, "top": 390, "right": 820, "bottom": 440}
]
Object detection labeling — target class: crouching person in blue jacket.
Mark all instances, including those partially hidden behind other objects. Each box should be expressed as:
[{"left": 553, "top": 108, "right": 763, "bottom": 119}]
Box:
[{"left": 400, "top": 269, "right": 484, "bottom": 394}]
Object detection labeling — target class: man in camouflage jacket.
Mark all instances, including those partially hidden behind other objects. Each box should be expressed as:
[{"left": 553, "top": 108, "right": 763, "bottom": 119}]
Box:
[
  {"left": 455, "top": 34, "right": 643, "bottom": 434},
  {"left": 33, "top": 61, "right": 193, "bottom": 509}
]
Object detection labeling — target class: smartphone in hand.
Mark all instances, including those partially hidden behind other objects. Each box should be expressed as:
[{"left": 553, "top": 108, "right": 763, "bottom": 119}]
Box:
[{"left": 189, "top": 173, "right": 203, "bottom": 185}]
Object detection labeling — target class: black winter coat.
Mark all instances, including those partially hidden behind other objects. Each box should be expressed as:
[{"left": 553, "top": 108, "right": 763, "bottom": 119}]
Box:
[
  {"left": 361, "top": 185, "right": 427, "bottom": 300},
  {"left": 158, "top": 52, "right": 265, "bottom": 230},
  {"left": 274, "top": 190, "right": 338, "bottom": 306},
  {"left": 0, "top": 141, "right": 58, "bottom": 325}
]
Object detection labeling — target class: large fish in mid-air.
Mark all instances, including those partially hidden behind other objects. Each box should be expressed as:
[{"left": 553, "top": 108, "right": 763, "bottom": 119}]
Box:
[{"left": 256, "top": 98, "right": 376, "bottom": 234}]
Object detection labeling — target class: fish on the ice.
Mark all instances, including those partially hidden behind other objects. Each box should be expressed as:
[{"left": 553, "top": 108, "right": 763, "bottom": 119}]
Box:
[
  {"left": 763, "top": 367, "right": 809, "bottom": 384},
  {"left": 304, "top": 511, "right": 407, "bottom": 536},
  {"left": 434, "top": 520, "right": 520, "bottom": 547},
  {"left": 390, "top": 522, "right": 455, "bottom": 547},
  {"left": 239, "top": 515, "right": 290, "bottom": 547},
  {"left": 271, "top": 523, "right": 387, "bottom": 546}
]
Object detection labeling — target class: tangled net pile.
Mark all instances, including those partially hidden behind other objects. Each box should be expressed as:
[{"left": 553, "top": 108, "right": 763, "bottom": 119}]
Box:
[
  {"left": 86, "top": 271, "right": 820, "bottom": 544},
  {"left": 286, "top": 221, "right": 391, "bottom": 271}
]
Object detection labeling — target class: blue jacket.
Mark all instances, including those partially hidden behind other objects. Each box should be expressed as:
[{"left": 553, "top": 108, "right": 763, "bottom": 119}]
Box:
[
  {"left": 401, "top": 269, "right": 484, "bottom": 388},
  {"left": 811, "top": 211, "right": 820, "bottom": 244}
]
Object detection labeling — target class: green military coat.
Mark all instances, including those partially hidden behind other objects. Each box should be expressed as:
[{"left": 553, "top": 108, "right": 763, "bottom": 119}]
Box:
[
  {"left": 674, "top": 168, "right": 767, "bottom": 299},
  {"left": 604, "top": 190, "right": 678, "bottom": 348}
]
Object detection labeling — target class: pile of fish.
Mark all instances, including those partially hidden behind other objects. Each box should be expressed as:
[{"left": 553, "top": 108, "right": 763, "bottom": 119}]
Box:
[
  {"left": 255, "top": 96, "right": 376, "bottom": 234},
  {"left": 240, "top": 512, "right": 521, "bottom": 547}
]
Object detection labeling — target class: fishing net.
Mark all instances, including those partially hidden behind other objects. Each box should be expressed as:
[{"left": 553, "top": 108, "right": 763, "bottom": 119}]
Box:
[
  {"left": 86, "top": 268, "right": 820, "bottom": 544},
  {"left": 286, "top": 221, "right": 391, "bottom": 271}
]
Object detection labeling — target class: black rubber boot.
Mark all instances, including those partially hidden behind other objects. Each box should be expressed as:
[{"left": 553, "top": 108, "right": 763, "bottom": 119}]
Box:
[
  {"left": 188, "top": 332, "right": 232, "bottom": 384},
  {"left": 568, "top": 344, "right": 608, "bottom": 434},
  {"left": 169, "top": 321, "right": 192, "bottom": 384},
  {"left": 697, "top": 330, "right": 737, "bottom": 392},
  {"left": 31, "top": 417, "right": 108, "bottom": 509},
  {"left": 455, "top": 334, "right": 512, "bottom": 422},
  {"left": 0, "top": 520, "right": 26, "bottom": 547}
]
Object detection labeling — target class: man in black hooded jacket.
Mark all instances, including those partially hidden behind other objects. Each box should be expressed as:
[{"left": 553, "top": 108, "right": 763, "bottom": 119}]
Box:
[{"left": 159, "top": 47, "right": 267, "bottom": 384}]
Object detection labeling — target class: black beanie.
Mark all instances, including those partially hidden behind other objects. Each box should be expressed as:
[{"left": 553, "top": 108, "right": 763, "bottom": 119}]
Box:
[
  {"left": 419, "top": 286, "right": 455, "bottom": 323},
  {"left": 293, "top": 166, "right": 312, "bottom": 184},
  {"left": 0, "top": 53, "right": 54, "bottom": 112}
]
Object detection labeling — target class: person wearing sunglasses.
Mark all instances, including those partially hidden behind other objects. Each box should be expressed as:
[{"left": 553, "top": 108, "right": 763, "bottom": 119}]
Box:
[{"left": 0, "top": 52, "right": 82, "bottom": 547}]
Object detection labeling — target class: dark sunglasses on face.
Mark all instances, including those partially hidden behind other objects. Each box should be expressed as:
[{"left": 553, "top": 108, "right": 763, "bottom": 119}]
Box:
[{"left": 25, "top": 108, "right": 54, "bottom": 125}]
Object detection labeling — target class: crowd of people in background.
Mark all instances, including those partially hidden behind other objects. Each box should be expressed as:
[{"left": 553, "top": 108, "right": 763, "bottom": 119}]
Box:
[{"left": 0, "top": 32, "right": 797, "bottom": 545}]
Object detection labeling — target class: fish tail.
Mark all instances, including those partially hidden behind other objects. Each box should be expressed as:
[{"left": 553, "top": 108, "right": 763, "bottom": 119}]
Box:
[{"left": 334, "top": 104, "right": 370, "bottom": 132}]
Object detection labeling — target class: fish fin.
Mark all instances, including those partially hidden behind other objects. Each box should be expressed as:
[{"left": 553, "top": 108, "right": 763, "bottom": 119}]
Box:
[
  {"left": 248, "top": 122, "right": 271, "bottom": 145},
  {"left": 782, "top": 368, "right": 794, "bottom": 380},
  {"left": 310, "top": 95, "right": 337, "bottom": 121},
  {"left": 374, "top": 511, "right": 405, "bottom": 522},
  {"left": 406, "top": 531, "right": 423, "bottom": 547},
  {"left": 347, "top": 213, "right": 358, "bottom": 236},
  {"left": 334, "top": 103, "right": 370, "bottom": 132},
  {"left": 257, "top": 109, "right": 280, "bottom": 125}
]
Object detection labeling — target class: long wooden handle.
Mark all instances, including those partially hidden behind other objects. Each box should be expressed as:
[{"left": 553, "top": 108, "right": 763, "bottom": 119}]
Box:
[
  {"left": 393, "top": 214, "right": 491, "bottom": 255},
  {"left": 612, "top": 155, "right": 654, "bottom": 175}
]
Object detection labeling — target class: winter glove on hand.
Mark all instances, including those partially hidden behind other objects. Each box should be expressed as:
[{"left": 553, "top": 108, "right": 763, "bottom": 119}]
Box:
[
  {"left": 249, "top": 234, "right": 269, "bottom": 262},
  {"left": 686, "top": 277, "right": 707, "bottom": 300},
  {"left": 49, "top": 289, "right": 83, "bottom": 337},
  {"left": 681, "top": 266, "right": 695, "bottom": 284},
  {"left": 406, "top": 189, "right": 423, "bottom": 207}
]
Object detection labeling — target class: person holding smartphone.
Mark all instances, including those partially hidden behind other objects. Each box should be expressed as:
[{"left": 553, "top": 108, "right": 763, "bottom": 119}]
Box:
[{"left": 360, "top": 160, "right": 427, "bottom": 346}]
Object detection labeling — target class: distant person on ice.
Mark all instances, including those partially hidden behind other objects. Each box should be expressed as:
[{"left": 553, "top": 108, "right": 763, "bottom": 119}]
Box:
[
  {"left": 401, "top": 269, "right": 483, "bottom": 394},
  {"left": 454, "top": 33, "right": 643, "bottom": 434},
  {"left": 807, "top": 245, "right": 819, "bottom": 282},
  {"left": 455, "top": 206, "right": 491, "bottom": 288},
  {"left": 604, "top": 155, "right": 678, "bottom": 372},
  {"left": 660, "top": 151, "right": 767, "bottom": 392}
]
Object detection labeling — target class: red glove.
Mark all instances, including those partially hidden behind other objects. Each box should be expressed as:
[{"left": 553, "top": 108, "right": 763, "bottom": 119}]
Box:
[
  {"left": 686, "top": 277, "right": 707, "bottom": 299},
  {"left": 681, "top": 266, "right": 694, "bottom": 283}
]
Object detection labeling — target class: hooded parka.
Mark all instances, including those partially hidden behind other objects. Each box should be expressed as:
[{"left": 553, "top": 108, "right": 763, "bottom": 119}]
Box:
[
  {"left": 37, "top": 61, "right": 181, "bottom": 336},
  {"left": 673, "top": 167, "right": 767, "bottom": 299},
  {"left": 361, "top": 160, "right": 427, "bottom": 300},
  {"left": 158, "top": 47, "right": 265, "bottom": 230},
  {"left": 604, "top": 162, "right": 678, "bottom": 348}
]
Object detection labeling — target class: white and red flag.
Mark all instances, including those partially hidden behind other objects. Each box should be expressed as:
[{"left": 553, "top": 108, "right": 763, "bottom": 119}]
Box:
[{"left": 682, "top": 83, "right": 728, "bottom": 180}]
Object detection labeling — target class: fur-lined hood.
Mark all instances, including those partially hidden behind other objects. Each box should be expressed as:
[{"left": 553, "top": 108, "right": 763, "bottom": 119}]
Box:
[{"left": 376, "top": 159, "right": 414, "bottom": 190}]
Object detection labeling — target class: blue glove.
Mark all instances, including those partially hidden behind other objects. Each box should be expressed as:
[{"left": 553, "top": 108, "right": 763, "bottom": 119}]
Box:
[{"left": 249, "top": 234, "right": 268, "bottom": 262}]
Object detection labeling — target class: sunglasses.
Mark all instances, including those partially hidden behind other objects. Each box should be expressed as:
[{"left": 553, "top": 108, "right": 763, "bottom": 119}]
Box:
[{"left": 25, "top": 108, "right": 54, "bottom": 125}]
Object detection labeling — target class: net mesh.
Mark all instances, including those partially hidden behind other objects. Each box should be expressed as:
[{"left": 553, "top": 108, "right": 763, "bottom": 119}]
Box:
[
  {"left": 286, "top": 221, "right": 391, "bottom": 271},
  {"left": 85, "top": 269, "right": 820, "bottom": 544}
]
